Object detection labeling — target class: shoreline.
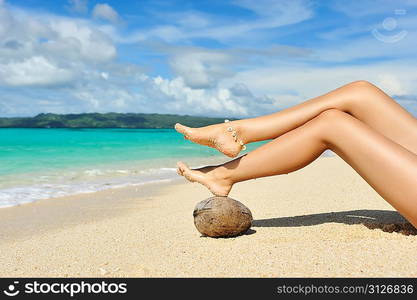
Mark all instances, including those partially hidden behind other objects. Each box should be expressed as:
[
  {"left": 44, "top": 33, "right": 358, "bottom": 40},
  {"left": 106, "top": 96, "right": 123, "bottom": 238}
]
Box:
[
  {"left": 0, "top": 178, "right": 181, "bottom": 244},
  {"left": 0, "top": 154, "right": 229, "bottom": 208},
  {"left": 1, "top": 156, "right": 416, "bottom": 277}
]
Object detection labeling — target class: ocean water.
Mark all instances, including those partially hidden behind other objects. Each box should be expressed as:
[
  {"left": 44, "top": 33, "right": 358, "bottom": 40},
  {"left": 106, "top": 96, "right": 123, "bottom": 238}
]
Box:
[{"left": 0, "top": 128, "right": 264, "bottom": 208}]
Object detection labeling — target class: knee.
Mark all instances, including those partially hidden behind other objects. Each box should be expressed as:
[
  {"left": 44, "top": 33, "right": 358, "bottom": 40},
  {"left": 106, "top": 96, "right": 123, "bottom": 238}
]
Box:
[
  {"left": 313, "top": 109, "right": 351, "bottom": 138},
  {"left": 316, "top": 108, "right": 348, "bottom": 122},
  {"left": 345, "top": 80, "right": 380, "bottom": 96},
  {"left": 348, "top": 80, "right": 375, "bottom": 89},
  {"left": 343, "top": 80, "right": 382, "bottom": 109}
]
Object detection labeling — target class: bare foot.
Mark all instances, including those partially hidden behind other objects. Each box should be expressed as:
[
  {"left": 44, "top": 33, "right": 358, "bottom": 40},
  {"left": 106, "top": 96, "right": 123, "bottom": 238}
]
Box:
[
  {"left": 176, "top": 161, "right": 233, "bottom": 196},
  {"left": 174, "top": 122, "right": 243, "bottom": 158}
]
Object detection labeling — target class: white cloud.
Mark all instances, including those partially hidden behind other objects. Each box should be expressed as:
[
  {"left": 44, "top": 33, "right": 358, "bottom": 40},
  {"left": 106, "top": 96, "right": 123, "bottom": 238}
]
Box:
[
  {"left": 47, "top": 19, "right": 116, "bottom": 62},
  {"left": 376, "top": 73, "right": 408, "bottom": 96},
  {"left": 169, "top": 49, "right": 235, "bottom": 89},
  {"left": 72, "top": 86, "right": 134, "bottom": 110},
  {"left": 149, "top": 76, "right": 263, "bottom": 116},
  {"left": 225, "top": 60, "right": 417, "bottom": 108},
  {"left": 0, "top": 4, "right": 116, "bottom": 88},
  {"left": 100, "top": 72, "right": 109, "bottom": 80},
  {"left": 0, "top": 56, "right": 74, "bottom": 86},
  {"left": 2, "top": 55, "right": 417, "bottom": 118},
  {"left": 42, "top": 74, "right": 263, "bottom": 117},
  {"left": 151, "top": 43, "right": 311, "bottom": 90},
  {"left": 330, "top": 0, "right": 417, "bottom": 17},
  {"left": 118, "top": 0, "right": 313, "bottom": 43},
  {"left": 66, "top": 0, "right": 88, "bottom": 14},
  {"left": 234, "top": 0, "right": 312, "bottom": 18},
  {"left": 195, "top": 0, "right": 313, "bottom": 40},
  {"left": 92, "top": 3, "right": 121, "bottom": 24},
  {"left": 315, "top": 28, "right": 417, "bottom": 63},
  {"left": 175, "top": 11, "right": 210, "bottom": 28}
]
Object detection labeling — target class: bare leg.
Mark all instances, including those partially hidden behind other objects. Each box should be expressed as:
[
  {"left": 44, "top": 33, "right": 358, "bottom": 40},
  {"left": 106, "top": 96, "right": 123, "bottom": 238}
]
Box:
[
  {"left": 177, "top": 109, "right": 417, "bottom": 227},
  {"left": 175, "top": 81, "right": 417, "bottom": 157}
]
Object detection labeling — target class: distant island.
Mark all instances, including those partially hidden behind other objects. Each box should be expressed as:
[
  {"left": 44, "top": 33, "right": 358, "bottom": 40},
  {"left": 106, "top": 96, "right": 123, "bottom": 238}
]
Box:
[{"left": 0, "top": 113, "right": 236, "bottom": 128}]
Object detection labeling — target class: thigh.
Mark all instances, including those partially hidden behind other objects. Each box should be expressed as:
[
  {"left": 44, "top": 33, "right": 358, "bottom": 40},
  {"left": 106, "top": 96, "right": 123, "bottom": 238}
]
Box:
[
  {"left": 343, "top": 81, "right": 417, "bottom": 154},
  {"left": 319, "top": 109, "right": 417, "bottom": 227}
]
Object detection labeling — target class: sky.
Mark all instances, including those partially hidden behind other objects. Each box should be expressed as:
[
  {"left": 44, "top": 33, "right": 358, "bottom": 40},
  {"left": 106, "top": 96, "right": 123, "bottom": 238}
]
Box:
[{"left": 0, "top": 0, "right": 417, "bottom": 118}]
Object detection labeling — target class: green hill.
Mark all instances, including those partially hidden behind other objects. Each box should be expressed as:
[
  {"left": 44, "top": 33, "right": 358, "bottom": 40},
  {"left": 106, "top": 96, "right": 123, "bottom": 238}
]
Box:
[{"left": 0, "top": 113, "right": 236, "bottom": 128}]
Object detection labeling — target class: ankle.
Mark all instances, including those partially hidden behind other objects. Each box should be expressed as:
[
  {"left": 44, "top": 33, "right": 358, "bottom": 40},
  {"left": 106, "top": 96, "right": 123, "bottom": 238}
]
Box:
[
  {"left": 211, "top": 165, "right": 234, "bottom": 185},
  {"left": 223, "top": 121, "right": 247, "bottom": 148}
]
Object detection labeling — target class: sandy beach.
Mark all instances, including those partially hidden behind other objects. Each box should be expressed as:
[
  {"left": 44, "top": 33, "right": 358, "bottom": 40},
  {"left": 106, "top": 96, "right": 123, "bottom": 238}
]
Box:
[{"left": 0, "top": 156, "right": 416, "bottom": 277}]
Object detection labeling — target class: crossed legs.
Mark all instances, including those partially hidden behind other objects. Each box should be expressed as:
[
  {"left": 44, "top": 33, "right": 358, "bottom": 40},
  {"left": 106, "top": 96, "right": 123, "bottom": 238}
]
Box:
[
  {"left": 175, "top": 80, "right": 417, "bottom": 157},
  {"left": 175, "top": 81, "right": 417, "bottom": 227}
]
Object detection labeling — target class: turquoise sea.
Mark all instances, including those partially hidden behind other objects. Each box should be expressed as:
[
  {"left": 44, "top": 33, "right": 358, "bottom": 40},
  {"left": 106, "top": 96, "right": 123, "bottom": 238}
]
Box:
[{"left": 0, "top": 128, "right": 263, "bottom": 207}]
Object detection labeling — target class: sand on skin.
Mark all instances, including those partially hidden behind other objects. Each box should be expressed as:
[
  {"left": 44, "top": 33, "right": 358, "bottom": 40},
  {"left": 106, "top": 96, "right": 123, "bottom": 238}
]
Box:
[{"left": 0, "top": 156, "right": 416, "bottom": 277}]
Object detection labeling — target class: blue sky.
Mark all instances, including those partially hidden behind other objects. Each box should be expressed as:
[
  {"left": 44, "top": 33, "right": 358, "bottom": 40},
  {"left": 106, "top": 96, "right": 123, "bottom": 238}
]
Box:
[{"left": 1, "top": 0, "right": 417, "bottom": 117}]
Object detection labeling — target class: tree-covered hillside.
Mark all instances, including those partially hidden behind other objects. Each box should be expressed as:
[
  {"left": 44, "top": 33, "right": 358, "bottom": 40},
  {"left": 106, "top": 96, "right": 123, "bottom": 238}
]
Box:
[{"left": 0, "top": 113, "right": 235, "bottom": 128}]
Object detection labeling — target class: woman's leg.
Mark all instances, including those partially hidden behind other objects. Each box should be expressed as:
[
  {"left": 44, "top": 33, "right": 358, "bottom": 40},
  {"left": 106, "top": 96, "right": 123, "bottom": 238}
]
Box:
[
  {"left": 176, "top": 80, "right": 417, "bottom": 157},
  {"left": 177, "top": 109, "right": 417, "bottom": 227}
]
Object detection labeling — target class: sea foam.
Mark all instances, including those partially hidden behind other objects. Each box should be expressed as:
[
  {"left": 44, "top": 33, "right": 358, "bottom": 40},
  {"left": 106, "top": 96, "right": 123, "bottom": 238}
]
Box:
[{"left": 0, "top": 166, "right": 178, "bottom": 208}]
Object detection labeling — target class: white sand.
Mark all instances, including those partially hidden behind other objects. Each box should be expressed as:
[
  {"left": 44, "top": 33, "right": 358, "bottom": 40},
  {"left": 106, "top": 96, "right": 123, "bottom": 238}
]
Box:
[{"left": 0, "top": 156, "right": 416, "bottom": 277}]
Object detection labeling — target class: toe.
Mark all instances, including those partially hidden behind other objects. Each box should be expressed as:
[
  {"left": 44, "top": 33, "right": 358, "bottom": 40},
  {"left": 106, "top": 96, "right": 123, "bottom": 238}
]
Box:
[
  {"left": 176, "top": 161, "right": 188, "bottom": 176},
  {"left": 174, "top": 123, "right": 188, "bottom": 134},
  {"left": 176, "top": 162, "right": 183, "bottom": 176},
  {"left": 175, "top": 123, "right": 194, "bottom": 139},
  {"left": 177, "top": 162, "right": 196, "bottom": 183}
]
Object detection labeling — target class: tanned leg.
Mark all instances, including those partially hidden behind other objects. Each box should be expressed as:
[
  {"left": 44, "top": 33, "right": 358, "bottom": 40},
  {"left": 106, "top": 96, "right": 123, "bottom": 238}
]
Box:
[
  {"left": 177, "top": 109, "right": 417, "bottom": 228},
  {"left": 175, "top": 81, "right": 417, "bottom": 157}
]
